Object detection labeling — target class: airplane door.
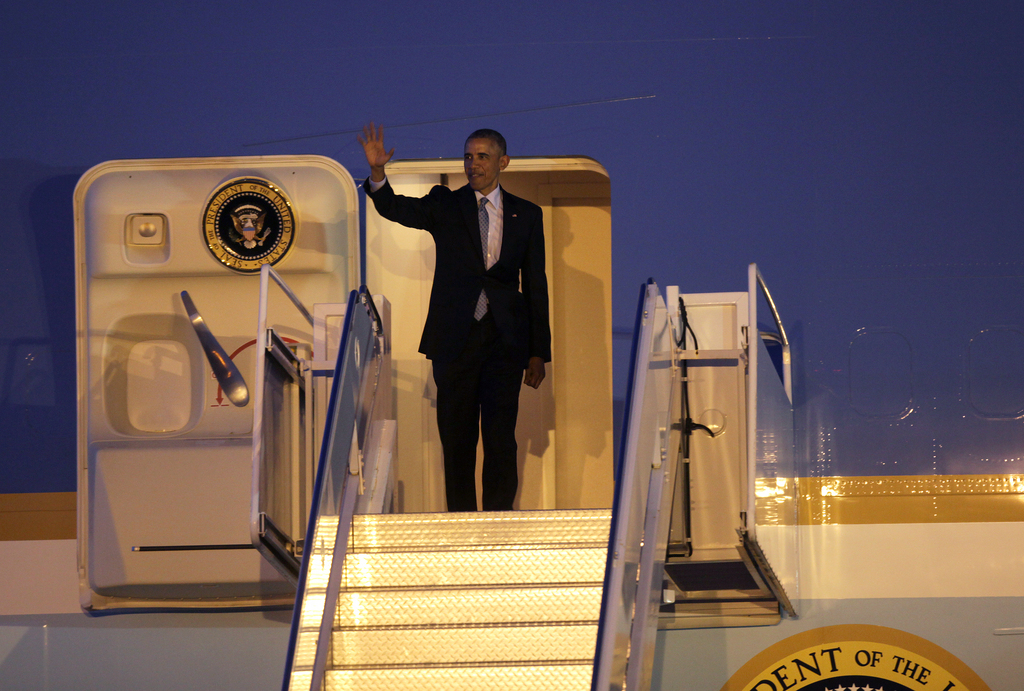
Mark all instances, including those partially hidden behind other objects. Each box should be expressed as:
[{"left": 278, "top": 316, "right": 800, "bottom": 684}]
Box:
[{"left": 74, "top": 155, "right": 359, "bottom": 611}]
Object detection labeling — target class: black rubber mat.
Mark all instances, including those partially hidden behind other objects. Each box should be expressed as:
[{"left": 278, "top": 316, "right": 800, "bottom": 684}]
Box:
[{"left": 664, "top": 560, "right": 759, "bottom": 592}]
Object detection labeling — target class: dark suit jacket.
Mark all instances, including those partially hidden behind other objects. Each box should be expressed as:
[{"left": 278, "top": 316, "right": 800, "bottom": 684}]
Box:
[{"left": 366, "top": 179, "right": 551, "bottom": 367}]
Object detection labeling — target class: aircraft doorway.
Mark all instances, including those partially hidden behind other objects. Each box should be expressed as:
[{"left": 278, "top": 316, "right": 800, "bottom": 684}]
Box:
[{"left": 365, "top": 158, "right": 613, "bottom": 512}]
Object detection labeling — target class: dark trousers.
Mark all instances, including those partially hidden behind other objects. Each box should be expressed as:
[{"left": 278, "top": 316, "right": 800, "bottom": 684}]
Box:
[{"left": 431, "top": 313, "right": 522, "bottom": 511}]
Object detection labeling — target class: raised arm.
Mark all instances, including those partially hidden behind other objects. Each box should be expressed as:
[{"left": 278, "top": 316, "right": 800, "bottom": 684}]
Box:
[{"left": 357, "top": 122, "right": 395, "bottom": 182}]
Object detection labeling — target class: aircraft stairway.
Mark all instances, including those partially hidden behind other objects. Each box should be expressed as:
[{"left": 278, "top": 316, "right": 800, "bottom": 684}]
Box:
[
  {"left": 290, "top": 509, "right": 610, "bottom": 690},
  {"left": 279, "top": 265, "right": 798, "bottom": 691},
  {"left": 275, "top": 282, "right": 656, "bottom": 691}
]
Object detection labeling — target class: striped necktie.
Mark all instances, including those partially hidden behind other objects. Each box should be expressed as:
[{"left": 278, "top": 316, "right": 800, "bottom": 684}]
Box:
[{"left": 474, "top": 198, "right": 489, "bottom": 320}]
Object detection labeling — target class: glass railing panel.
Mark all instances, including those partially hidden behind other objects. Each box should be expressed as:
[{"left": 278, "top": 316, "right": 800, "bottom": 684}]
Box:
[
  {"left": 253, "top": 329, "right": 309, "bottom": 580},
  {"left": 747, "top": 264, "right": 798, "bottom": 616},
  {"left": 752, "top": 331, "right": 799, "bottom": 608},
  {"left": 282, "top": 287, "right": 387, "bottom": 691},
  {"left": 626, "top": 348, "right": 679, "bottom": 691},
  {"left": 251, "top": 265, "right": 319, "bottom": 582},
  {"left": 593, "top": 281, "right": 673, "bottom": 691}
]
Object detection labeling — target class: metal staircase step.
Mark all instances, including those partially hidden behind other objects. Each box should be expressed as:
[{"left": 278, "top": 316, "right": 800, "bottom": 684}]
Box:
[
  {"left": 318, "top": 663, "right": 595, "bottom": 691},
  {"left": 347, "top": 509, "right": 612, "bottom": 553},
  {"left": 330, "top": 623, "right": 599, "bottom": 667},
  {"left": 340, "top": 546, "right": 608, "bottom": 589},
  {"left": 333, "top": 585, "right": 604, "bottom": 627}
]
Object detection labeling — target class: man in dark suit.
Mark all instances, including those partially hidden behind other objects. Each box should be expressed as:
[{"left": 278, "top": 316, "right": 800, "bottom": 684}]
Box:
[{"left": 358, "top": 123, "right": 551, "bottom": 511}]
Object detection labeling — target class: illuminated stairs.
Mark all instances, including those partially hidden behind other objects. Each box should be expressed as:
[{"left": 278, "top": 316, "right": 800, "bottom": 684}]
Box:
[{"left": 295, "top": 508, "right": 612, "bottom": 691}]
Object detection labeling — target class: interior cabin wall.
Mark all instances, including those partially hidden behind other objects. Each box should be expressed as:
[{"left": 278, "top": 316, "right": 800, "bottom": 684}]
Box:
[{"left": 366, "top": 164, "right": 613, "bottom": 512}]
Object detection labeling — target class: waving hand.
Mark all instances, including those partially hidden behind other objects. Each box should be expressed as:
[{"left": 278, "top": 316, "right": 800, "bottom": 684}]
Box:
[{"left": 357, "top": 122, "right": 394, "bottom": 182}]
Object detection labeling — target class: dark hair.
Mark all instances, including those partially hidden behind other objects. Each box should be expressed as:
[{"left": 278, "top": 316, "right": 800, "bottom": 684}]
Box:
[{"left": 466, "top": 129, "right": 507, "bottom": 157}]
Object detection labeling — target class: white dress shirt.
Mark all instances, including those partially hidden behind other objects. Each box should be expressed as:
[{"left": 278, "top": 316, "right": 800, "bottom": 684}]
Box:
[{"left": 475, "top": 186, "right": 502, "bottom": 269}]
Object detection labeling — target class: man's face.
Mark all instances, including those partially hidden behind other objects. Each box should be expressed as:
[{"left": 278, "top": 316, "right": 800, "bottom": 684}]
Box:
[{"left": 464, "top": 138, "right": 509, "bottom": 195}]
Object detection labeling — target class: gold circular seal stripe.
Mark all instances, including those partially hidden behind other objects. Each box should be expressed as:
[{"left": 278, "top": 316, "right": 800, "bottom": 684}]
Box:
[
  {"left": 203, "top": 176, "right": 295, "bottom": 273},
  {"left": 721, "top": 625, "right": 991, "bottom": 691}
]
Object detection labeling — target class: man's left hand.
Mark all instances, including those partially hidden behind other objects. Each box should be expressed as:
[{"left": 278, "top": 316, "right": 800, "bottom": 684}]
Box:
[{"left": 524, "top": 357, "right": 546, "bottom": 389}]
